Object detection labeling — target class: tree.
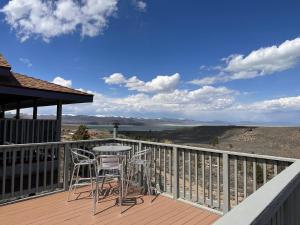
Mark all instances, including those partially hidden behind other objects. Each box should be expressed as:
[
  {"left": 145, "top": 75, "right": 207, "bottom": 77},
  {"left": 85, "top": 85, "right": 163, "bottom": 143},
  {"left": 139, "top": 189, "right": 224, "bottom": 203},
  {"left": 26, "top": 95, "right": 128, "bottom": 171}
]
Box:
[
  {"left": 72, "top": 125, "right": 90, "bottom": 140},
  {"left": 210, "top": 136, "right": 219, "bottom": 146}
]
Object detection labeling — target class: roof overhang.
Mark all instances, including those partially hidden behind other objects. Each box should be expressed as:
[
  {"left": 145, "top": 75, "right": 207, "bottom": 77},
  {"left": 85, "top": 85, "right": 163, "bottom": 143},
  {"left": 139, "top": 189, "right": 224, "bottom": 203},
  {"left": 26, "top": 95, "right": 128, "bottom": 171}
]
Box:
[{"left": 0, "top": 85, "right": 93, "bottom": 110}]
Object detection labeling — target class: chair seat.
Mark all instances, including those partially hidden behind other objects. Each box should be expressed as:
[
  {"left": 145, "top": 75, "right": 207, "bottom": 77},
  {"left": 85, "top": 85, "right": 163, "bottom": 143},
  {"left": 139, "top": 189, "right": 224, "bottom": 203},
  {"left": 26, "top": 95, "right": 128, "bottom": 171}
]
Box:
[
  {"left": 76, "top": 159, "right": 96, "bottom": 165},
  {"left": 130, "top": 159, "right": 147, "bottom": 165}
]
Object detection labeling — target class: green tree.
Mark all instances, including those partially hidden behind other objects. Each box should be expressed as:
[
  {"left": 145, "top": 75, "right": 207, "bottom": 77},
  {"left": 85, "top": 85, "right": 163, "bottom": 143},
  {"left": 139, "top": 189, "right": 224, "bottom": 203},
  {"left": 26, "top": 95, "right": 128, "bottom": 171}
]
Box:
[
  {"left": 72, "top": 125, "right": 90, "bottom": 140},
  {"left": 210, "top": 136, "right": 219, "bottom": 146}
]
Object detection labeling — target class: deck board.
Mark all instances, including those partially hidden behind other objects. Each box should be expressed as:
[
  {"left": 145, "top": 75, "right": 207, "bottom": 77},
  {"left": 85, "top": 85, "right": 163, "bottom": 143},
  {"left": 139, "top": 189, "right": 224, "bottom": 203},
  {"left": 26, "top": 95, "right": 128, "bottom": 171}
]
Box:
[{"left": 0, "top": 186, "right": 220, "bottom": 225}]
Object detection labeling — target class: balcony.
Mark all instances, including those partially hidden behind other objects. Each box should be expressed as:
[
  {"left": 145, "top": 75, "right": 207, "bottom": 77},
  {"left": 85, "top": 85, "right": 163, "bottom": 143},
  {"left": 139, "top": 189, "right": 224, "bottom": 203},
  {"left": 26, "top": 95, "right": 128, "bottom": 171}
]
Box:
[{"left": 0, "top": 138, "right": 299, "bottom": 225}]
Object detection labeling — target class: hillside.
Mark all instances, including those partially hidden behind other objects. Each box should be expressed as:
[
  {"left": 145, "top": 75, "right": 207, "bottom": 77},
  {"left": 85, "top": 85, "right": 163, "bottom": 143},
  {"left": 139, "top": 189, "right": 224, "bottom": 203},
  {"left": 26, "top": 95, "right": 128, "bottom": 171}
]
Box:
[{"left": 120, "top": 126, "right": 300, "bottom": 158}]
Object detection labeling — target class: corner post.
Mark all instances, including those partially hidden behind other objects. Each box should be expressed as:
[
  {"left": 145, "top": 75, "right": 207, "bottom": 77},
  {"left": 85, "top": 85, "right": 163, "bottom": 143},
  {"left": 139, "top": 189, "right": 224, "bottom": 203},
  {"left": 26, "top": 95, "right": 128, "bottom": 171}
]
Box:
[
  {"left": 223, "top": 153, "right": 230, "bottom": 213},
  {"left": 173, "top": 146, "right": 179, "bottom": 199},
  {"left": 64, "top": 143, "right": 71, "bottom": 190}
]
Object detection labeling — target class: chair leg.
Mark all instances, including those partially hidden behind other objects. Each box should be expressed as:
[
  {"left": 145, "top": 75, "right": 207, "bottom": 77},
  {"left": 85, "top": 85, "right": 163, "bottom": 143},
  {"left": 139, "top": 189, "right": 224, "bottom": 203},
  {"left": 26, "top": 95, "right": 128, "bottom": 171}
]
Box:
[
  {"left": 73, "top": 165, "right": 80, "bottom": 194},
  {"left": 125, "top": 166, "right": 134, "bottom": 198},
  {"left": 68, "top": 165, "right": 77, "bottom": 201}
]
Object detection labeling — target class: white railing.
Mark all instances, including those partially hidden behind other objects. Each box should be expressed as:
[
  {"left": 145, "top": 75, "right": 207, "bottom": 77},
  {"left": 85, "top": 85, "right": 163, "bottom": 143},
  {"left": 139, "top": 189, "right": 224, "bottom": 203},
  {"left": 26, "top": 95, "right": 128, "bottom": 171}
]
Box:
[
  {"left": 0, "top": 119, "right": 58, "bottom": 144},
  {"left": 214, "top": 159, "right": 300, "bottom": 225},
  {"left": 114, "top": 138, "right": 295, "bottom": 213},
  {"left": 0, "top": 137, "right": 296, "bottom": 218}
]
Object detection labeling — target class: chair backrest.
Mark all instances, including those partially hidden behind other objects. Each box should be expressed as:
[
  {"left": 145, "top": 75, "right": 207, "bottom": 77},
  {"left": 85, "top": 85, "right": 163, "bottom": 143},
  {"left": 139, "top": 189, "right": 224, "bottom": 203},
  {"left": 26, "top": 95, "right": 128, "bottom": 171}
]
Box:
[
  {"left": 96, "top": 154, "right": 124, "bottom": 171},
  {"left": 70, "top": 148, "right": 95, "bottom": 164},
  {"left": 131, "top": 149, "right": 152, "bottom": 163}
]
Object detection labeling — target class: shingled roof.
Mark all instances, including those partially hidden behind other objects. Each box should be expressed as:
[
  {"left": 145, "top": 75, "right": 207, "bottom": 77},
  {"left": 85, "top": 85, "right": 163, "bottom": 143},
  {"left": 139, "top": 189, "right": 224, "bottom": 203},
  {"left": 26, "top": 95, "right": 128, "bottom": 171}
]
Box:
[
  {"left": 0, "top": 54, "right": 11, "bottom": 68},
  {"left": 11, "top": 72, "right": 91, "bottom": 96},
  {"left": 0, "top": 54, "right": 93, "bottom": 109}
]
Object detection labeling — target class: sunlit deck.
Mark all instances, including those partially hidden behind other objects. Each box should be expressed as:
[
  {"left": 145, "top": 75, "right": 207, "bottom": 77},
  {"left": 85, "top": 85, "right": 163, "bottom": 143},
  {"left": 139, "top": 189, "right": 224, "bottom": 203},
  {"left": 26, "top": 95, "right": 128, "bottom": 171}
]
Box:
[{"left": 0, "top": 187, "right": 219, "bottom": 225}]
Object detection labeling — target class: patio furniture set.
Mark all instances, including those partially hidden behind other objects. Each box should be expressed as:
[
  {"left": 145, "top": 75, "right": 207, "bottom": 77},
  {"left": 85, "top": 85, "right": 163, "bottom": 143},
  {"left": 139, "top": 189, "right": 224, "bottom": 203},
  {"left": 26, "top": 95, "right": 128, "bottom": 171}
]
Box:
[{"left": 67, "top": 144, "right": 154, "bottom": 215}]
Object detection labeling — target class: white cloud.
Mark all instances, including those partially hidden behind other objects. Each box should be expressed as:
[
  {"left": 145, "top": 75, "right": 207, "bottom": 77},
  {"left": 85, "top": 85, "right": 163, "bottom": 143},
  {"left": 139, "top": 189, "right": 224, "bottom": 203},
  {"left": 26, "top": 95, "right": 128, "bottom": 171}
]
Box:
[
  {"left": 103, "top": 73, "right": 180, "bottom": 93},
  {"left": 19, "top": 58, "right": 32, "bottom": 67},
  {"left": 132, "top": 0, "right": 147, "bottom": 12},
  {"left": 1, "top": 0, "right": 118, "bottom": 42},
  {"left": 103, "top": 73, "right": 126, "bottom": 85},
  {"left": 52, "top": 76, "right": 72, "bottom": 88},
  {"left": 192, "top": 37, "right": 300, "bottom": 85}
]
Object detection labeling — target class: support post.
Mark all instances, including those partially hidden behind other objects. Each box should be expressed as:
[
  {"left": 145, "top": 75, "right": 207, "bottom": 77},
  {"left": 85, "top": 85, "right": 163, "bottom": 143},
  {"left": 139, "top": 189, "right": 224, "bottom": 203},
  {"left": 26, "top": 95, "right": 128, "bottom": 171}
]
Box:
[
  {"left": 173, "top": 146, "right": 179, "bottom": 199},
  {"left": 56, "top": 100, "right": 62, "bottom": 141},
  {"left": 64, "top": 143, "right": 71, "bottom": 190},
  {"left": 0, "top": 105, "right": 5, "bottom": 119},
  {"left": 223, "top": 153, "right": 230, "bottom": 213},
  {"left": 16, "top": 102, "right": 20, "bottom": 119},
  {"left": 33, "top": 100, "right": 38, "bottom": 120}
]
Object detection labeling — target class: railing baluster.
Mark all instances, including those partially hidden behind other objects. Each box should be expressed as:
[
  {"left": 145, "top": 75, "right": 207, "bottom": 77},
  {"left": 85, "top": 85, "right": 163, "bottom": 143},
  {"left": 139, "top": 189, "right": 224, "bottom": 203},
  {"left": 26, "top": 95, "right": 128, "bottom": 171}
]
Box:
[
  {"left": 2, "top": 150, "right": 6, "bottom": 199},
  {"left": 173, "top": 147, "right": 179, "bottom": 199},
  {"left": 169, "top": 148, "right": 172, "bottom": 194},
  {"left": 20, "top": 148, "right": 24, "bottom": 196},
  {"left": 223, "top": 153, "right": 230, "bottom": 213},
  {"left": 217, "top": 154, "right": 220, "bottom": 209},
  {"left": 43, "top": 146, "right": 47, "bottom": 189},
  {"left": 28, "top": 147, "right": 33, "bottom": 193},
  {"left": 182, "top": 150, "right": 185, "bottom": 198},
  {"left": 263, "top": 160, "right": 267, "bottom": 184},
  {"left": 209, "top": 153, "right": 212, "bottom": 206},
  {"left": 274, "top": 160, "right": 278, "bottom": 176},
  {"left": 235, "top": 156, "right": 238, "bottom": 205},
  {"left": 253, "top": 159, "right": 257, "bottom": 192},
  {"left": 36, "top": 147, "right": 40, "bottom": 193},
  {"left": 195, "top": 151, "right": 198, "bottom": 202},
  {"left": 164, "top": 148, "right": 166, "bottom": 192},
  {"left": 11, "top": 149, "right": 16, "bottom": 197},
  {"left": 201, "top": 152, "right": 205, "bottom": 204},
  {"left": 189, "top": 150, "right": 192, "bottom": 200},
  {"left": 51, "top": 145, "right": 55, "bottom": 190},
  {"left": 243, "top": 157, "right": 247, "bottom": 199}
]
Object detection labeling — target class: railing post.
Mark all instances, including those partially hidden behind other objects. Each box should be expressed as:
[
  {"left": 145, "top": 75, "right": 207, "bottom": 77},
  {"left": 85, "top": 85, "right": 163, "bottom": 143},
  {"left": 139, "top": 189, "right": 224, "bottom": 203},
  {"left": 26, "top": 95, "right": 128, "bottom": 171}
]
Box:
[
  {"left": 139, "top": 141, "right": 143, "bottom": 186},
  {"left": 173, "top": 146, "right": 179, "bottom": 199},
  {"left": 223, "top": 153, "right": 230, "bottom": 213},
  {"left": 64, "top": 143, "right": 71, "bottom": 191}
]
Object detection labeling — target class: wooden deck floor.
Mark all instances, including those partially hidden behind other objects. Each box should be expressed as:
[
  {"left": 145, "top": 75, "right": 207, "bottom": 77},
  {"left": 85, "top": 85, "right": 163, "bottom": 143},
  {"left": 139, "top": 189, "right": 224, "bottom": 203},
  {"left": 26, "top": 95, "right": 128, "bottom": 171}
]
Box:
[{"left": 0, "top": 187, "right": 220, "bottom": 225}]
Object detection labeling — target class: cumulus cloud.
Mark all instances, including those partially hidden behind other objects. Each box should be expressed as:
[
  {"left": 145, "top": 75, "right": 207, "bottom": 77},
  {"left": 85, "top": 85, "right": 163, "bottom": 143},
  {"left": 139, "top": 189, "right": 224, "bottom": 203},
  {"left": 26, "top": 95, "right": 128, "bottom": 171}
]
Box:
[
  {"left": 52, "top": 76, "right": 72, "bottom": 88},
  {"left": 103, "top": 73, "right": 180, "bottom": 93},
  {"left": 19, "top": 58, "right": 32, "bottom": 67},
  {"left": 1, "top": 0, "right": 118, "bottom": 42},
  {"left": 61, "top": 85, "right": 237, "bottom": 118},
  {"left": 192, "top": 37, "right": 300, "bottom": 85}
]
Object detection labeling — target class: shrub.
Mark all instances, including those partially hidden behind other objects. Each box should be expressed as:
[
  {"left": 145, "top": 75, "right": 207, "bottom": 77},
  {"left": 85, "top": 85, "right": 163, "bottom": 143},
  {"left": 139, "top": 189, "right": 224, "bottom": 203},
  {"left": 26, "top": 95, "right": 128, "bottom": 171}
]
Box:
[{"left": 72, "top": 125, "right": 90, "bottom": 140}]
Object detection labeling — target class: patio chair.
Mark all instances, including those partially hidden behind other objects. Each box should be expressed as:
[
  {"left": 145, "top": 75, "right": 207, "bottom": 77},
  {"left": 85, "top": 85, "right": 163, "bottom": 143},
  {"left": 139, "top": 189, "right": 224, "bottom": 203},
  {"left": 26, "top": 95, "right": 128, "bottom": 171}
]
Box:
[
  {"left": 68, "top": 148, "right": 96, "bottom": 201},
  {"left": 93, "top": 154, "right": 125, "bottom": 215},
  {"left": 125, "top": 149, "right": 154, "bottom": 201}
]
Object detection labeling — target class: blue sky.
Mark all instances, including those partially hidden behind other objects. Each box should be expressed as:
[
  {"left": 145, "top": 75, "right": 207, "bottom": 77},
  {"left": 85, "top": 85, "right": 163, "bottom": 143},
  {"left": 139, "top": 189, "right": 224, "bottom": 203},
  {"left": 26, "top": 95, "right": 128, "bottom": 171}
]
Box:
[{"left": 1, "top": 0, "right": 300, "bottom": 123}]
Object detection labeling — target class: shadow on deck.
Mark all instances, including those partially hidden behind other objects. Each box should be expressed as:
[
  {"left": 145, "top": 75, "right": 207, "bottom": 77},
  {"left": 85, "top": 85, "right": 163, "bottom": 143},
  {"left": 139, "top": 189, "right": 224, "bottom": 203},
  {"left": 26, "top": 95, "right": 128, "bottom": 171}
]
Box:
[{"left": 0, "top": 185, "right": 219, "bottom": 225}]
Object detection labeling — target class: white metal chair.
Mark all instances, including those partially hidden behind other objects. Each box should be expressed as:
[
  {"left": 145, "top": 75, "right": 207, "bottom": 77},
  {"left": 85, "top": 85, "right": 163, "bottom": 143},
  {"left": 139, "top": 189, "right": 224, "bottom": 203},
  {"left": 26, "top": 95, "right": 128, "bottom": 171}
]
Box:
[
  {"left": 68, "top": 148, "right": 96, "bottom": 201},
  {"left": 93, "top": 154, "right": 125, "bottom": 215},
  {"left": 125, "top": 149, "right": 153, "bottom": 200}
]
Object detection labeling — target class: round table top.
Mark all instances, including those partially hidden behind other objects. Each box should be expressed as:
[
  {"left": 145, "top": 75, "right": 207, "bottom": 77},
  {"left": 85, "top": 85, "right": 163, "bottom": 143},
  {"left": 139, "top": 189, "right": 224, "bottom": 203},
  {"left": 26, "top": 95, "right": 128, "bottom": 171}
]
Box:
[{"left": 92, "top": 145, "right": 132, "bottom": 153}]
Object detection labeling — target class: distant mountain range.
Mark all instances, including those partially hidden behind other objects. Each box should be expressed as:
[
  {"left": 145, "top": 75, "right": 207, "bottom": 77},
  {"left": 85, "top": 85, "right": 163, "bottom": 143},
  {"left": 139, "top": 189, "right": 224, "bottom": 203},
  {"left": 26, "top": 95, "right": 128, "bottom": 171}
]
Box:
[{"left": 6, "top": 113, "right": 300, "bottom": 126}]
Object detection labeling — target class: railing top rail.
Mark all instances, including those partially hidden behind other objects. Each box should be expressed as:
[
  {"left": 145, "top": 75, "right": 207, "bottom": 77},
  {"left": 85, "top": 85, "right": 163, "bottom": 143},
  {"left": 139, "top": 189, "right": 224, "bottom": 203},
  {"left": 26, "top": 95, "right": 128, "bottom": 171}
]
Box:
[
  {"left": 115, "top": 138, "right": 296, "bottom": 163},
  {"left": 0, "top": 137, "right": 295, "bottom": 163},
  {"left": 213, "top": 159, "right": 300, "bottom": 225},
  {"left": 0, "top": 118, "right": 57, "bottom": 121},
  {"left": 0, "top": 138, "right": 114, "bottom": 149}
]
